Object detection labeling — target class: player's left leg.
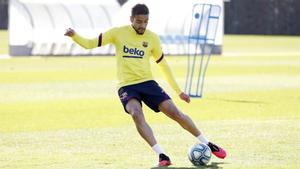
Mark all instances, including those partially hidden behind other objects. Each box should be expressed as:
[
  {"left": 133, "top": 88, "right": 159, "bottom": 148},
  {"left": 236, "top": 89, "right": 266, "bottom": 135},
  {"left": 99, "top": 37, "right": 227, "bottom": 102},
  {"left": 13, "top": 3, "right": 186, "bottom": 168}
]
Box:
[
  {"left": 159, "top": 99, "right": 201, "bottom": 137},
  {"left": 158, "top": 100, "right": 227, "bottom": 159}
]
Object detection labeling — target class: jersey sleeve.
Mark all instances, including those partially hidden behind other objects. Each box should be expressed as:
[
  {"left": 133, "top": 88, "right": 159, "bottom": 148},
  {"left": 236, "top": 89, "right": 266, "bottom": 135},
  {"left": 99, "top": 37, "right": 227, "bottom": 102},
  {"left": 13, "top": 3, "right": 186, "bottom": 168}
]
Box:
[
  {"left": 151, "top": 35, "right": 163, "bottom": 62},
  {"left": 99, "top": 27, "right": 117, "bottom": 46},
  {"left": 151, "top": 35, "right": 182, "bottom": 95},
  {"left": 157, "top": 59, "right": 182, "bottom": 95},
  {"left": 71, "top": 33, "right": 98, "bottom": 49}
]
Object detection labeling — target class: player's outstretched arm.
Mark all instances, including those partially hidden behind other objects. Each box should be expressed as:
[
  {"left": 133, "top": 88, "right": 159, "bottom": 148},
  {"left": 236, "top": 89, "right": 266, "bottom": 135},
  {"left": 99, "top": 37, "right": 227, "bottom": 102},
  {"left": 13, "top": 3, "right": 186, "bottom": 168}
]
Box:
[
  {"left": 64, "top": 28, "right": 98, "bottom": 49},
  {"left": 157, "top": 59, "right": 190, "bottom": 103}
]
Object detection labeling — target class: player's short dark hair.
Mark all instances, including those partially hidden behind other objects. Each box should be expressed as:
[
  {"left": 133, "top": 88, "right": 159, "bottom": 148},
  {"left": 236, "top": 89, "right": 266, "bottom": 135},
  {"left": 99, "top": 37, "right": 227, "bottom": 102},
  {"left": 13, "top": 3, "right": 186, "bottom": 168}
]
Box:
[{"left": 131, "top": 4, "right": 149, "bottom": 16}]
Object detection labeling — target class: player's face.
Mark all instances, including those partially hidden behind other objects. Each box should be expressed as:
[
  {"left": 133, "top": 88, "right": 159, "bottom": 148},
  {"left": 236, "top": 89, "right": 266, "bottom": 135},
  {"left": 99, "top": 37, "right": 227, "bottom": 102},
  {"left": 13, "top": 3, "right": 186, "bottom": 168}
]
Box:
[{"left": 131, "top": 15, "right": 149, "bottom": 35}]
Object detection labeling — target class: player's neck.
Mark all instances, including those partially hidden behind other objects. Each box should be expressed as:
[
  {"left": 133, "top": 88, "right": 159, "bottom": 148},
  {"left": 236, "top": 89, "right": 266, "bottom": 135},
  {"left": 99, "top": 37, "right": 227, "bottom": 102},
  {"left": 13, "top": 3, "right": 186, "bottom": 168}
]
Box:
[{"left": 131, "top": 25, "right": 145, "bottom": 35}]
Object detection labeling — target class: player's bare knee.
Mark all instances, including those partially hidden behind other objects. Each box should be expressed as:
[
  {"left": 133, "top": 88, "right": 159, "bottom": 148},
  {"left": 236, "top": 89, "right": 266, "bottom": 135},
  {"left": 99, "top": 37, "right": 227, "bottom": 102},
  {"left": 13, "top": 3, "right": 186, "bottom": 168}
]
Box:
[
  {"left": 126, "top": 101, "right": 142, "bottom": 116},
  {"left": 129, "top": 106, "right": 141, "bottom": 114},
  {"left": 130, "top": 109, "right": 144, "bottom": 122}
]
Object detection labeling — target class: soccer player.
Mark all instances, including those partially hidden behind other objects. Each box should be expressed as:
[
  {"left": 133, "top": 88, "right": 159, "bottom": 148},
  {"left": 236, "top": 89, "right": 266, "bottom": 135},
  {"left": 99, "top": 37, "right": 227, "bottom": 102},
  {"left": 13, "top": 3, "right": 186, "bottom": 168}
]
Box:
[{"left": 64, "top": 4, "right": 226, "bottom": 167}]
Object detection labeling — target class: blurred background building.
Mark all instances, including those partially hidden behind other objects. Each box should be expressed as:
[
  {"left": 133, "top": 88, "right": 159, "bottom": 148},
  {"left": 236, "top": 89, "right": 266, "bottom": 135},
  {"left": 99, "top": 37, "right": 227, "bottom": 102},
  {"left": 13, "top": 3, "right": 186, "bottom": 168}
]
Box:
[
  {"left": 1, "top": 0, "right": 299, "bottom": 34},
  {"left": 0, "top": 0, "right": 299, "bottom": 56},
  {"left": 6, "top": 0, "right": 224, "bottom": 56}
]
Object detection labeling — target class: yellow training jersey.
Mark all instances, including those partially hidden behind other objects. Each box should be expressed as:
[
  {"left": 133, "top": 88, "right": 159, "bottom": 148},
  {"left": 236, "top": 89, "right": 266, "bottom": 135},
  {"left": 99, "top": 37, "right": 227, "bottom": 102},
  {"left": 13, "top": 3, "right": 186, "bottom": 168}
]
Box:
[
  {"left": 100, "top": 25, "right": 162, "bottom": 87},
  {"left": 72, "top": 25, "right": 182, "bottom": 94}
]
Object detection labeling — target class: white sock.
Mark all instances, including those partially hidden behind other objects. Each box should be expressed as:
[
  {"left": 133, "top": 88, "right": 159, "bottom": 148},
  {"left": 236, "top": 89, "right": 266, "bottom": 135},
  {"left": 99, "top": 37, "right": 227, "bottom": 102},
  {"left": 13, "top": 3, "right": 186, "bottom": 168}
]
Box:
[
  {"left": 197, "top": 134, "right": 209, "bottom": 144},
  {"left": 152, "top": 144, "right": 165, "bottom": 155}
]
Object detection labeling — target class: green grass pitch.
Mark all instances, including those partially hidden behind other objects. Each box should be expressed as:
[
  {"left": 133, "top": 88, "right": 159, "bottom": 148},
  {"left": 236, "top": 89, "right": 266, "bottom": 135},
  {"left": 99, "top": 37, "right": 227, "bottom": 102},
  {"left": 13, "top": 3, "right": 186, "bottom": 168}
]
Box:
[{"left": 0, "top": 31, "right": 300, "bottom": 168}]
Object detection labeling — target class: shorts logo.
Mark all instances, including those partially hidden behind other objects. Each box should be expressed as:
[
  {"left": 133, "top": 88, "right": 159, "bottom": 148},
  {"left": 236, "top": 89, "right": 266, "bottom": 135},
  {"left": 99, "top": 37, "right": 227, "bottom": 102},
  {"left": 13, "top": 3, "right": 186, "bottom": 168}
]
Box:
[
  {"left": 142, "top": 42, "right": 148, "bottom": 48},
  {"left": 120, "top": 92, "right": 128, "bottom": 100}
]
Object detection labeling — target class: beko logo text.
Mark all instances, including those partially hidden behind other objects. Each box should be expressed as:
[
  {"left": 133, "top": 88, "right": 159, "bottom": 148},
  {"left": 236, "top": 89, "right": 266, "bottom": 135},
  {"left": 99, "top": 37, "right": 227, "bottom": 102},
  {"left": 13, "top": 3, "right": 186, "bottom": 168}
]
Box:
[{"left": 123, "top": 46, "right": 144, "bottom": 56}]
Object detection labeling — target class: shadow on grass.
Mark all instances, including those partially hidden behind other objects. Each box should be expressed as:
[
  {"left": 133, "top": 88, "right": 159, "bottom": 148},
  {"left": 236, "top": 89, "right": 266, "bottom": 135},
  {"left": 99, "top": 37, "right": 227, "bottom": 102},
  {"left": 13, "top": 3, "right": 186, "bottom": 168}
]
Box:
[
  {"left": 150, "top": 162, "right": 228, "bottom": 169},
  {"left": 209, "top": 98, "right": 267, "bottom": 104}
]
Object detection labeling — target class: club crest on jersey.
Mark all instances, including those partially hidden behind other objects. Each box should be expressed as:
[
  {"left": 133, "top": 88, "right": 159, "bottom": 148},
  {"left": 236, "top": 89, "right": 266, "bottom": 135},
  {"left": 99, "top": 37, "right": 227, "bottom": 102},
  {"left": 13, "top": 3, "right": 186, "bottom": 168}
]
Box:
[{"left": 142, "top": 42, "right": 148, "bottom": 48}]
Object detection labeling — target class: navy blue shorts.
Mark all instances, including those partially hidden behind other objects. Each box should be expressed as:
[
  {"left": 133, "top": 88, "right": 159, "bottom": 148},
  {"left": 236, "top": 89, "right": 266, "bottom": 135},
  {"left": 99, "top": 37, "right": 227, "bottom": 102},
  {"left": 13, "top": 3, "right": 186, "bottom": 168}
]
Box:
[{"left": 118, "top": 80, "right": 171, "bottom": 113}]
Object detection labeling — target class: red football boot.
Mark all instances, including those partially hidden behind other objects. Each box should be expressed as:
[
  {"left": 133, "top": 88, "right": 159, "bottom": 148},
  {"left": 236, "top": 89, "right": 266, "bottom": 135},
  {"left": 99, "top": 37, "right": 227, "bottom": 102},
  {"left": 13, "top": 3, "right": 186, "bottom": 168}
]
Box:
[
  {"left": 208, "top": 142, "right": 227, "bottom": 159},
  {"left": 158, "top": 153, "right": 172, "bottom": 167}
]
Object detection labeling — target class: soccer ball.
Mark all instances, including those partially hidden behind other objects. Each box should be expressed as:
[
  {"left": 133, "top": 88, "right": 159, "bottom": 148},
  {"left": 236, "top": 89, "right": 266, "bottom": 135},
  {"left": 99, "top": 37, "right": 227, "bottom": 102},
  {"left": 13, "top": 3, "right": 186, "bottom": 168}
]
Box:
[{"left": 188, "top": 143, "right": 212, "bottom": 166}]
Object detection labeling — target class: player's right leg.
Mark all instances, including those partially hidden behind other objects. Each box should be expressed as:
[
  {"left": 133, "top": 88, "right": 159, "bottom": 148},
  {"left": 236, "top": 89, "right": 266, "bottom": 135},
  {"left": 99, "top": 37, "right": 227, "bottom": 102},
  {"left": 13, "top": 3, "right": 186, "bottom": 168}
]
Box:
[
  {"left": 118, "top": 85, "right": 171, "bottom": 166},
  {"left": 125, "top": 99, "right": 157, "bottom": 146},
  {"left": 125, "top": 99, "right": 172, "bottom": 166}
]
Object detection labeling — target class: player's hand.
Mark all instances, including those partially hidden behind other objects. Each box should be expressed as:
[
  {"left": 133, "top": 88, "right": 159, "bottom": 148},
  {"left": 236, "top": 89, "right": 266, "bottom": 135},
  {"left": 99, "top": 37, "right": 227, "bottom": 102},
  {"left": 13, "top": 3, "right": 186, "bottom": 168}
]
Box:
[
  {"left": 179, "top": 92, "right": 190, "bottom": 103},
  {"left": 64, "top": 28, "right": 75, "bottom": 37}
]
